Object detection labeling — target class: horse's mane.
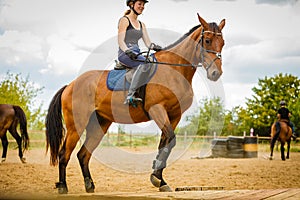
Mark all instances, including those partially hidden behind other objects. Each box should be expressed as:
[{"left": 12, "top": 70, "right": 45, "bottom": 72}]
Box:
[
  {"left": 162, "top": 22, "right": 220, "bottom": 51},
  {"left": 163, "top": 25, "right": 201, "bottom": 50}
]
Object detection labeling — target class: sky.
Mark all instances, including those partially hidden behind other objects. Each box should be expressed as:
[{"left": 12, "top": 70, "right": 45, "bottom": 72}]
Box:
[{"left": 0, "top": 0, "right": 300, "bottom": 114}]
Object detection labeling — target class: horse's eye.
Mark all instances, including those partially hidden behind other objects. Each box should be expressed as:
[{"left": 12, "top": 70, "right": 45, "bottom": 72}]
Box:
[{"left": 205, "top": 39, "right": 211, "bottom": 45}]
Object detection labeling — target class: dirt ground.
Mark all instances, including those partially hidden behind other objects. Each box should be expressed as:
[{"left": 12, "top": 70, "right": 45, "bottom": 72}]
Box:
[{"left": 0, "top": 147, "right": 300, "bottom": 199}]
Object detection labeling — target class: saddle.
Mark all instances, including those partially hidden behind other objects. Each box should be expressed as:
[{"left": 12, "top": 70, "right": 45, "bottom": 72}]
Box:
[{"left": 106, "top": 56, "right": 157, "bottom": 103}]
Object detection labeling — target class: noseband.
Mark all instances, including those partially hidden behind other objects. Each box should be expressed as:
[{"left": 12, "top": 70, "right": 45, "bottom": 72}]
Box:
[{"left": 196, "top": 29, "right": 223, "bottom": 72}]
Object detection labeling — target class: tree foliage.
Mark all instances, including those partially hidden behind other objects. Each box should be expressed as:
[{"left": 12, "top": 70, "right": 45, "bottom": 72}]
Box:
[
  {"left": 0, "top": 71, "right": 45, "bottom": 129},
  {"left": 177, "top": 73, "right": 300, "bottom": 137},
  {"left": 178, "top": 97, "right": 225, "bottom": 136}
]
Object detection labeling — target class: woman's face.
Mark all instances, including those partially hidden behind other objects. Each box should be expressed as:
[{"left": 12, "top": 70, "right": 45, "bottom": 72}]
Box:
[{"left": 133, "top": 1, "right": 145, "bottom": 15}]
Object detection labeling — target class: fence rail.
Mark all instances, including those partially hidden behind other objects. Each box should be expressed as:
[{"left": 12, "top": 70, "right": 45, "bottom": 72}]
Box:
[{"left": 4, "top": 131, "right": 299, "bottom": 147}]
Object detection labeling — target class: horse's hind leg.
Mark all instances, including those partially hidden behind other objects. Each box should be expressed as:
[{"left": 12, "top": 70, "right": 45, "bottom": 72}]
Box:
[
  {"left": 56, "top": 129, "right": 81, "bottom": 194},
  {"left": 280, "top": 142, "right": 286, "bottom": 161},
  {"left": 286, "top": 139, "right": 291, "bottom": 159},
  {"left": 0, "top": 131, "right": 8, "bottom": 162},
  {"left": 77, "top": 112, "right": 111, "bottom": 193},
  {"left": 270, "top": 140, "right": 275, "bottom": 160},
  {"left": 8, "top": 125, "right": 25, "bottom": 163}
]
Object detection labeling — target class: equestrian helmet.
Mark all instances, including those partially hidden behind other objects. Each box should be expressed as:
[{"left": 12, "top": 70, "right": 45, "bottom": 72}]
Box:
[
  {"left": 280, "top": 100, "right": 286, "bottom": 106},
  {"left": 126, "top": 0, "right": 149, "bottom": 6}
]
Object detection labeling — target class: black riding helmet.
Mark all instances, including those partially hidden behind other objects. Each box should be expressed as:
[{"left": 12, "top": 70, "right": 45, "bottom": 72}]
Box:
[
  {"left": 126, "top": 0, "right": 149, "bottom": 6},
  {"left": 280, "top": 100, "right": 286, "bottom": 106}
]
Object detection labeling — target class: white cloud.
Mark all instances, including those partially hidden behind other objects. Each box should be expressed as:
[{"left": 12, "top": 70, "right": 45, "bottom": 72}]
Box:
[
  {"left": 255, "top": 0, "right": 298, "bottom": 6},
  {"left": 223, "top": 83, "right": 255, "bottom": 109},
  {"left": 0, "top": 30, "right": 44, "bottom": 66},
  {"left": 41, "top": 34, "right": 89, "bottom": 75}
]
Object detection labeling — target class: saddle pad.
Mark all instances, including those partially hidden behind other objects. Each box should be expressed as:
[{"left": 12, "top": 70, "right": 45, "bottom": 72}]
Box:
[
  {"left": 106, "top": 69, "right": 130, "bottom": 91},
  {"left": 106, "top": 54, "right": 158, "bottom": 91}
]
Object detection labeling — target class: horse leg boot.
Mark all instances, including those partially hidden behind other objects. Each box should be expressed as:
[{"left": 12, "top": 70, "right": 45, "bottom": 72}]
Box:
[
  {"left": 150, "top": 129, "right": 176, "bottom": 192},
  {"left": 124, "top": 63, "right": 152, "bottom": 105}
]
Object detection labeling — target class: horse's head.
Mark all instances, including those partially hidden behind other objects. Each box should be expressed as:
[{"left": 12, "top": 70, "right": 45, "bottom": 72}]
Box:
[{"left": 197, "top": 14, "right": 225, "bottom": 81}]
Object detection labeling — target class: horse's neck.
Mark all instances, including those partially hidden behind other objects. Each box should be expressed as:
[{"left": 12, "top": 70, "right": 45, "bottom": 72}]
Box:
[{"left": 155, "top": 28, "right": 201, "bottom": 82}]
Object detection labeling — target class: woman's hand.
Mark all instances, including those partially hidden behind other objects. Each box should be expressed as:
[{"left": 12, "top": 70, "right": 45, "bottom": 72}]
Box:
[
  {"left": 152, "top": 44, "right": 162, "bottom": 51},
  {"left": 125, "top": 49, "right": 138, "bottom": 60}
]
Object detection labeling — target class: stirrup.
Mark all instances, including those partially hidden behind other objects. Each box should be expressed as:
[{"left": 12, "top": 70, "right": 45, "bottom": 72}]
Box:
[{"left": 124, "top": 96, "right": 143, "bottom": 105}]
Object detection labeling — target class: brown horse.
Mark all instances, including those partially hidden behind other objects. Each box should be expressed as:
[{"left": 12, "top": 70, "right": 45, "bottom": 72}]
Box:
[
  {"left": 46, "top": 14, "right": 225, "bottom": 194},
  {"left": 0, "top": 104, "right": 29, "bottom": 163},
  {"left": 270, "top": 120, "right": 292, "bottom": 161}
]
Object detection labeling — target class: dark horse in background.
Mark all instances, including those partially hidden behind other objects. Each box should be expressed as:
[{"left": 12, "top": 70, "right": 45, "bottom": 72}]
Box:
[
  {"left": 0, "top": 104, "right": 29, "bottom": 163},
  {"left": 270, "top": 120, "right": 292, "bottom": 161},
  {"left": 46, "top": 14, "right": 225, "bottom": 194}
]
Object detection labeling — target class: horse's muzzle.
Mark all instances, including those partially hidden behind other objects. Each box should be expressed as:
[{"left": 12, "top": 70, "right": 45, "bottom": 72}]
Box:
[{"left": 208, "top": 69, "right": 222, "bottom": 81}]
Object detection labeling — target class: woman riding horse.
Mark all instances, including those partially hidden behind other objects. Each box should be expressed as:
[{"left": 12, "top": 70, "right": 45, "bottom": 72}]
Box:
[
  {"left": 46, "top": 13, "right": 225, "bottom": 194},
  {"left": 118, "top": 0, "right": 162, "bottom": 104},
  {"left": 270, "top": 100, "right": 293, "bottom": 160}
]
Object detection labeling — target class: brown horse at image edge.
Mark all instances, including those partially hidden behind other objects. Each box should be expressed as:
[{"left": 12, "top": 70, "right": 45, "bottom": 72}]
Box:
[
  {"left": 46, "top": 14, "right": 225, "bottom": 194},
  {"left": 0, "top": 104, "right": 29, "bottom": 163}
]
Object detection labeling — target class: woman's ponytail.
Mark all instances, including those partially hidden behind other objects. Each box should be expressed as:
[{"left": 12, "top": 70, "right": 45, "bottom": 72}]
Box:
[{"left": 124, "top": 9, "right": 131, "bottom": 15}]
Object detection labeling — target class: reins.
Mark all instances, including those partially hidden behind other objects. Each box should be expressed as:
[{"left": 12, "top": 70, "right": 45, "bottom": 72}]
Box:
[
  {"left": 133, "top": 27, "right": 223, "bottom": 70},
  {"left": 134, "top": 43, "right": 203, "bottom": 68}
]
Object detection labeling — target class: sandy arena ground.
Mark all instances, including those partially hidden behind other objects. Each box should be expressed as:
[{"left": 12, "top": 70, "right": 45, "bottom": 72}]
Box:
[{"left": 0, "top": 147, "right": 299, "bottom": 199}]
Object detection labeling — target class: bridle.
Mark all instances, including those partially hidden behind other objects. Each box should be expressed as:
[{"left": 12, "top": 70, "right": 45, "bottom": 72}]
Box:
[
  {"left": 134, "top": 27, "right": 223, "bottom": 73},
  {"left": 195, "top": 29, "right": 223, "bottom": 71}
]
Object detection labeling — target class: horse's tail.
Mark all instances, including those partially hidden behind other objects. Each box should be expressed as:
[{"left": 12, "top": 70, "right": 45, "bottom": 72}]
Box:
[
  {"left": 13, "top": 105, "right": 29, "bottom": 151},
  {"left": 45, "top": 85, "right": 67, "bottom": 166}
]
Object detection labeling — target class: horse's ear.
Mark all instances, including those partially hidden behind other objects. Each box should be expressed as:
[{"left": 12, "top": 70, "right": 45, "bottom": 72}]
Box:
[
  {"left": 219, "top": 19, "right": 226, "bottom": 31},
  {"left": 197, "top": 13, "right": 209, "bottom": 30}
]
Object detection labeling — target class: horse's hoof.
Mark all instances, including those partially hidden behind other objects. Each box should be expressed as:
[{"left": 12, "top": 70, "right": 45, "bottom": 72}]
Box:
[
  {"left": 1, "top": 158, "right": 6, "bottom": 163},
  {"left": 56, "top": 182, "right": 68, "bottom": 194},
  {"left": 150, "top": 174, "right": 161, "bottom": 188},
  {"left": 20, "top": 157, "right": 26, "bottom": 163},
  {"left": 269, "top": 156, "right": 273, "bottom": 160},
  {"left": 58, "top": 187, "right": 68, "bottom": 194},
  {"left": 84, "top": 177, "right": 95, "bottom": 193},
  {"left": 159, "top": 185, "right": 173, "bottom": 192}
]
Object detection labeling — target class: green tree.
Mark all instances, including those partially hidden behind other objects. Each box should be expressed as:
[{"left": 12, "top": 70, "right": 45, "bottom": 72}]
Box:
[
  {"left": 177, "top": 97, "right": 225, "bottom": 136},
  {"left": 0, "top": 71, "right": 45, "bottom": 130},
  {"left": 245, "top": 73, "right": 300, "bottom": 136},
  {"left": 289, "top": 98, "right": 300, "bottom": 134}
]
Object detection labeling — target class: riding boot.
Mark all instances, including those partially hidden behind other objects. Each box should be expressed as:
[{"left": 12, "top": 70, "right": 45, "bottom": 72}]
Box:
[
  {"left": 289, "top": 122, "right": 297, "bottom": 140},
  {"left": 292, "top": 132, "right": 297, "bottom": 141},
  {"left": 124, "top": 63, "right": 151, "bottom": 105}
]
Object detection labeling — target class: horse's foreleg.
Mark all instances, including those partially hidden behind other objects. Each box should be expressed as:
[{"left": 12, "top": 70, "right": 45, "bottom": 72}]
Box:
[
  {"left": 149, "top": 105, "right": 177, "bottom": 192},
  {"left": 280, "top": 142, "right": 285, "bottom": 161},
  {"left": 1, "top": 132, "right": 8, "bottom": 162},
  {"left": 77, "top": 113, "right": 110, "bottom": 193},
  {"left": 151, "top": 125, "right": 176, "bottom": 192}
]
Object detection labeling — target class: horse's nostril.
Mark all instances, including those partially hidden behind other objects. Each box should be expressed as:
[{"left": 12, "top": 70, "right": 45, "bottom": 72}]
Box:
[{"left": 212, "top": 71, "right": 219, "bottom": 78}]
